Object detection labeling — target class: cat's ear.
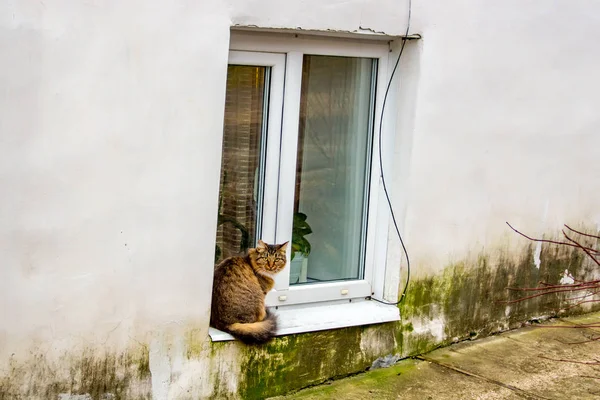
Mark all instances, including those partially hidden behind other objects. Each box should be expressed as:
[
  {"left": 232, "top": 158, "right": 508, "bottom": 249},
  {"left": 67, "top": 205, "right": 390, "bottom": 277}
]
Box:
[
  {"left": 278, "top": 241, "right": 289, "bottom": 252},
  {"left": 257, "top": 240, "right": 268, "bottom": 251}
]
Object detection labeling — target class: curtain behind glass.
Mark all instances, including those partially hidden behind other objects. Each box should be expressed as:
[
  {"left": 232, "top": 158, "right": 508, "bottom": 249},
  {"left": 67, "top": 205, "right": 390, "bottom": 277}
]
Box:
[{"left": 292, "top": 55, "right": 374, "bottom": 283}]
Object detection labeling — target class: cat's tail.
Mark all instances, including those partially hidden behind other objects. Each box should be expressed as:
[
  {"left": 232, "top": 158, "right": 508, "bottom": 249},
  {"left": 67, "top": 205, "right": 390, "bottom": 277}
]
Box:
[{"left": 226, "top": 310, "right": 278, "bottom": 344}]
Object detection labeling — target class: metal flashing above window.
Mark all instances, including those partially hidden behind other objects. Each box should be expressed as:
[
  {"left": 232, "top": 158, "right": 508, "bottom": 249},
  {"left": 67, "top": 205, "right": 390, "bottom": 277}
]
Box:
[{"left": 230, "top": 25, "right": 421, "bottom": 42}]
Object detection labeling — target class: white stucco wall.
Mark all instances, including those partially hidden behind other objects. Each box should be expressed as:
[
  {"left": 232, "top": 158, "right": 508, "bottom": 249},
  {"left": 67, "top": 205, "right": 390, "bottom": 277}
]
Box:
[
  {"left": 0, "top": 0, "right": 412, "bottom": 351},
  {"left": 397, "top": 1, "right": 600, "bottom": 272},
  {"left": 1, "top": 1, "right": 231, "bottom": 359},
  {"left": 1, "top": 0, "right": 599, "bottom": 397}
]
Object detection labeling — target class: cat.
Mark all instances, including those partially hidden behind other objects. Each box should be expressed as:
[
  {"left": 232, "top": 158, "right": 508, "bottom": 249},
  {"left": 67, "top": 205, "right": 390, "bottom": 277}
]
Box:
[{"left": 210, "top": 240, "right": 288, "bottom": 344}]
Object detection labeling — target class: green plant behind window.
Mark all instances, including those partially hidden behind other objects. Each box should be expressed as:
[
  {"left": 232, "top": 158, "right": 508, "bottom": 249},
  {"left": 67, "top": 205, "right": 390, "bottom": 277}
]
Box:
[{"left": 291, "top": 212, "right": 312, "bottom": 260}]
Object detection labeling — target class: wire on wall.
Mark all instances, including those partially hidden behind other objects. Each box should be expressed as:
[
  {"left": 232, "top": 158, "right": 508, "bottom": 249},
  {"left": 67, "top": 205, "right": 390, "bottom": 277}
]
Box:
[{"left": 370, "top": 0, "right": 412, "bottom": 306}]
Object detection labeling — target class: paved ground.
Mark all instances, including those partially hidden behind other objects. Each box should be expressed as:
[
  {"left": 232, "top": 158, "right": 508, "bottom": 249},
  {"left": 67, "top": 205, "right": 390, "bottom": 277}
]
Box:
[{"left": 271, "top": 312, "right": 600, "bottom": 399}]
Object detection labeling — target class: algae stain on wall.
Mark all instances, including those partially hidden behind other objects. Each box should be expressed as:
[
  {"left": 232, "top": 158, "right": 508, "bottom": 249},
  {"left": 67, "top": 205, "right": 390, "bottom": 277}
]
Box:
[
  {"left": 231, "top": 323, "right": 400, "bottom": 399},
  {"left": 399, "top": 240, "right": 597, "bottom": 357},
  {"left": 36, "top": 242, "right": 595, "bottom": 399},
  {"left": 3, "top": 237, "right": 598, "bottom": 400}
]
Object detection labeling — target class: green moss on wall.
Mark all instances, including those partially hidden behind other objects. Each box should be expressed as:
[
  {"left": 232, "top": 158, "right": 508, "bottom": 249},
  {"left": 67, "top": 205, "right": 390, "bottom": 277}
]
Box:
[
  {"left": 239, "top": 328, "right": 364, "bottom": 398},
  {"left": 185, "top": 328, "right": 207, "bottom": 360},
  {"left": 232, "top": 323, "right": 402, "bottom": 399},
  {"left": 3, "top": 233, "right": 598, "bottom": 399},
  {"left": 401, "top": 241, "right": 596, "bottom": 350},
  {"left": 225, "top": 240, "right": 599, "bottom": 398}
]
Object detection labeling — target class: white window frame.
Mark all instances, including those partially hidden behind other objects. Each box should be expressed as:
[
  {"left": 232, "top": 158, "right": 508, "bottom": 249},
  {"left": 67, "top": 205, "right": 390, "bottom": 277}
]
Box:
[{"left": 210, "top": 31, "right": 401, "bottom": 341}]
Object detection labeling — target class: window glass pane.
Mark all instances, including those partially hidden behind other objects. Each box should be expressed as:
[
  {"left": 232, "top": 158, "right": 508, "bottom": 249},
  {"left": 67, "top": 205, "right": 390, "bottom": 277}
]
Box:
[
  {"left": 291, "top": 55, "right": 375, "bottom": 285},
  {"left": 215, "top": 65, "right": 267, "bottom": 264}
]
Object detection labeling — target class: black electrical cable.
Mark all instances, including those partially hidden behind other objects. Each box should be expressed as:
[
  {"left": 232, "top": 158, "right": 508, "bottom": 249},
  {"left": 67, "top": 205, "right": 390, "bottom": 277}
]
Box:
[{"left": 370, "top": 0, "right": 412, "bottom": 306}]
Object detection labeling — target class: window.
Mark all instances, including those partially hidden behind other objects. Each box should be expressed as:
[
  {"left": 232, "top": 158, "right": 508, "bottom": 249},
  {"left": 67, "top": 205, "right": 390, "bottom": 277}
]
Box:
[{"left": 212, "top": 32, "right": 400, "bottom": 339}]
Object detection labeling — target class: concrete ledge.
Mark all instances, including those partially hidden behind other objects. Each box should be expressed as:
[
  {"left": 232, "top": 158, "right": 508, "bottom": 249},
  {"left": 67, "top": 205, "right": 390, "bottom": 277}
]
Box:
[{"left": 209, "top": 300, "right": 400, "bottom": 341}]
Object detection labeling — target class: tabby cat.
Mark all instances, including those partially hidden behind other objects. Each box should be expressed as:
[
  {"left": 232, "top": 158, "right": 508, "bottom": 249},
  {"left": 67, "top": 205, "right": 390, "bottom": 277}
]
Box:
[{"left": 211, "top": 240, "right": 288, "bottom": 344}]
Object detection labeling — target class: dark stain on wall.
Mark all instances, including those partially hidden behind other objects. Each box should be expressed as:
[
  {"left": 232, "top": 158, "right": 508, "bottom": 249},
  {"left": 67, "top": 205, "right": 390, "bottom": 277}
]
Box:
[
  {"left": 2, "top": 238, "right": 598, "bottom": 399},
  {"left": 0, "top": 345, "right": 151, "bottom": 400}
]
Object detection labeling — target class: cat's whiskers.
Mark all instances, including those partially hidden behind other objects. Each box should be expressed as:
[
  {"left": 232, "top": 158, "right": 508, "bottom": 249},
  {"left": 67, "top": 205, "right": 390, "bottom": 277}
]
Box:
[{"left": 256, "top": 269, "right": 276, "bottom": 279}]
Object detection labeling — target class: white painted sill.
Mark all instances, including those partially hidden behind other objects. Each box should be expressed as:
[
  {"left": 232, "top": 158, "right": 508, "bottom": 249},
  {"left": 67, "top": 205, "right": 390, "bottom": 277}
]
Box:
[{"left": 208, "top": 299, "right": 400, "bottom": 342}]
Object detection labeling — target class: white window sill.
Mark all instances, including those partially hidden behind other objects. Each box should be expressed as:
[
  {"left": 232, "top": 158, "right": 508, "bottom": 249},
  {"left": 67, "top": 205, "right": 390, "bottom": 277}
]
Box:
[{"left": 208, "top": 299, "right": 400, "bottom": 342}]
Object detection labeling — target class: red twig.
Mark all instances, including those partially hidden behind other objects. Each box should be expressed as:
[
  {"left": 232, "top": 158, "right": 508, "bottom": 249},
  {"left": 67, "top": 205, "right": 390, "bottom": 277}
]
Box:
[
  {"left": 563, "top": 230, "right": 600, "bottom": 267},
  {"left": 564, "top": 289, "right": 600, "bottom": 301},
  {"left": 506, "top": 281, "right": 600, "bottom": 292},
  {"left": 503, "top": 220, "right": 600, "bottom": 354},
  {"left": 540, "top": 276, "right": 589, "bottom": 285},
  {"left": 558, "top": 335, "right": 600, "bottom": 345},
  {"left": 538, "top": 276, "right": 588, "bottom": 287},
  {"left": 500, "top": 287, "right": 600, "bottom": 304},
  {"left": 506, "top": 222, "right": 600, "bottom": 255},
  {"left": 562, "top": 299, "right": 600, "bottom": 312},
  {"left": 565, "top": 224, "right": 600, "bottom": 241}
]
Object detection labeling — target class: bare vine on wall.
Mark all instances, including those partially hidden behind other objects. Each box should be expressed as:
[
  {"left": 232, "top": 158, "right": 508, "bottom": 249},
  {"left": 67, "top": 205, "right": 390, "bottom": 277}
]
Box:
[
  {"left": 504, "top": 222, "right": 600, "bottom": 309},
  {"left": 503, "top": 222, "right": 600, "bottom": 368}
]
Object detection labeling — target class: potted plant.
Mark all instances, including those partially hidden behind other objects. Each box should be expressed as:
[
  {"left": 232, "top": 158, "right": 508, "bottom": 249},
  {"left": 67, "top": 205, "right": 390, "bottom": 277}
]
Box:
[
  {"left": 290, "top": 212, "right": 312, "bottom": 284},
  {"left": 214, "top": 212, "right": 249, "bottom": 264}
]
